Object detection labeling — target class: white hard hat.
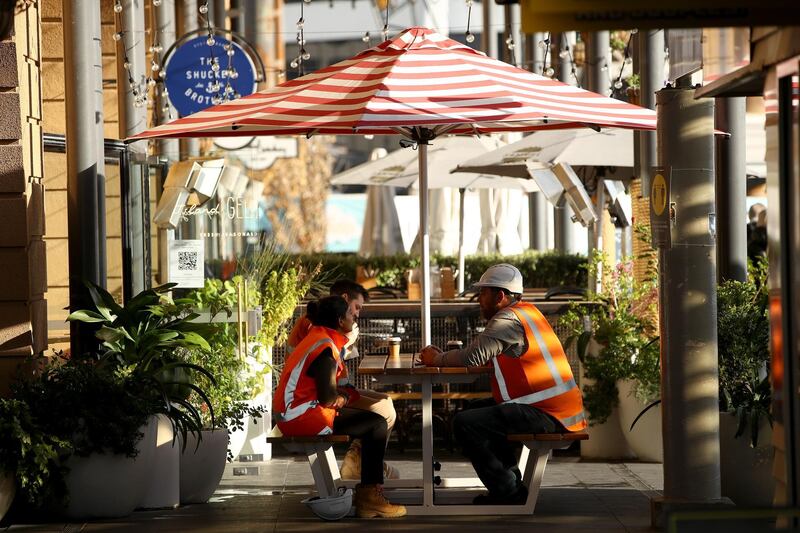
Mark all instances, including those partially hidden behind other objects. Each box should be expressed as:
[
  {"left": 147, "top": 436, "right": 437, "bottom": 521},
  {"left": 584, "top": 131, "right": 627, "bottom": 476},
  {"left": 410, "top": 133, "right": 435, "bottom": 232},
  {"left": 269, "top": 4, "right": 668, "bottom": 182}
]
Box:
[
  {"left": 302, "top": 488, "right": 353, "bottom": 521},
  {"left": 473, "top": 263, "right": 523, "bottom": 294}
]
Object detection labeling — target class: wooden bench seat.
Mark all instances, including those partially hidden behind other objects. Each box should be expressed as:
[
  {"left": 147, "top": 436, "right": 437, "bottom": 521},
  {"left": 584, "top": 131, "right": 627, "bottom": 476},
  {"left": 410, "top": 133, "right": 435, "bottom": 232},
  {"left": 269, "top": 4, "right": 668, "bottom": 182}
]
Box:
[{"left": 491, "top": 431, "right": 589, "bottom": 514}]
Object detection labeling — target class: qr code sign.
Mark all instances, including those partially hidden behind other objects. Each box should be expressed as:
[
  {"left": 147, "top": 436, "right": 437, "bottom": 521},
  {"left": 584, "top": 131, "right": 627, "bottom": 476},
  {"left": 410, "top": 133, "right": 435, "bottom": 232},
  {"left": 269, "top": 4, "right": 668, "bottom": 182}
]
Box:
[{"left": 177, "top": 251, "right": 198, "bottom": 271}]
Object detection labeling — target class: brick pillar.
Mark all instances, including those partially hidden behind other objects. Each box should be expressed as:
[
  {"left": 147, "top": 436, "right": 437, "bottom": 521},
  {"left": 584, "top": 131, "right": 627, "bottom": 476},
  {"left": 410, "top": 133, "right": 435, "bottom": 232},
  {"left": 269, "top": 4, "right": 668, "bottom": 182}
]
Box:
[{"left": 0, "top": 1, "right": 47, "bottom": 396}]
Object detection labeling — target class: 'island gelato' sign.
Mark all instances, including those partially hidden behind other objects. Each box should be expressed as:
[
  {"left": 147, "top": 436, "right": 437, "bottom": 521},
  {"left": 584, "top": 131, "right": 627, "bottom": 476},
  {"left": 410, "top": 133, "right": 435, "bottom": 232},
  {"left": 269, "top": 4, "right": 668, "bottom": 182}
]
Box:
[{"left": 164, "top": 35, "right": 257, "bottom": 117}]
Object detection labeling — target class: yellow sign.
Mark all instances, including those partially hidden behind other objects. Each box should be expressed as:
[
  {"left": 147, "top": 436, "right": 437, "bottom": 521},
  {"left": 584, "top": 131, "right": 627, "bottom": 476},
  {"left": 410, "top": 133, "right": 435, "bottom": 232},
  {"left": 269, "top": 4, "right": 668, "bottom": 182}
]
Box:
[
  {"left": 651, "top": 173, "right": 667, "bottom": 216},
  {"left": 519, "top": 0, "right": 798, "bottom": 32}
]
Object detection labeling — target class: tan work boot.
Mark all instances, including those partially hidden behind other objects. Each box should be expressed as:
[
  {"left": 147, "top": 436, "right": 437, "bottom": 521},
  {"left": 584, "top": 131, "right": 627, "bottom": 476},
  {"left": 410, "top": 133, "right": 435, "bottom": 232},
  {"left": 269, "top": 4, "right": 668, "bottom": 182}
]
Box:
[
  {"left": 340, "top": 441, "right": 362, "bottom": 480},
  {"left": 341, "top": 440, "right": 401, "bottom": 481},
  {"left": 354, "top": 484, "right": 407, "bottom": 518}
]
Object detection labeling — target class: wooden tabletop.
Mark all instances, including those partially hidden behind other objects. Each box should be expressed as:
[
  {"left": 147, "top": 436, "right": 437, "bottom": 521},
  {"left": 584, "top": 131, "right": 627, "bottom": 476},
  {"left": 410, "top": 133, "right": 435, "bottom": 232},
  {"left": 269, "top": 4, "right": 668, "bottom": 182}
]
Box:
[{"left": 358, "top": 353, "right": 492, "bottom": 376}]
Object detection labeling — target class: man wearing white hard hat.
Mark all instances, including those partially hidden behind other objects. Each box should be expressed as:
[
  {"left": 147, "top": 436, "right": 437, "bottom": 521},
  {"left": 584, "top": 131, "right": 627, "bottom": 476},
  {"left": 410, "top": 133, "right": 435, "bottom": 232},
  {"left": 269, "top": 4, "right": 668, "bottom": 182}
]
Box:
[{"left": 419, "top": 263, "right": 587, "bottom": 505}]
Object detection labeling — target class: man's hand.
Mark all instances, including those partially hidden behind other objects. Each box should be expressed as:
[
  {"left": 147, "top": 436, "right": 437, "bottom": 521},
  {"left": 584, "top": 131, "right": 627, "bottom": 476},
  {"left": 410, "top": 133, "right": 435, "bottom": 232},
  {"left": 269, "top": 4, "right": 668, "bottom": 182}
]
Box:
[{"left": 419, "top": 345, "right": 442, "bottom": 366}]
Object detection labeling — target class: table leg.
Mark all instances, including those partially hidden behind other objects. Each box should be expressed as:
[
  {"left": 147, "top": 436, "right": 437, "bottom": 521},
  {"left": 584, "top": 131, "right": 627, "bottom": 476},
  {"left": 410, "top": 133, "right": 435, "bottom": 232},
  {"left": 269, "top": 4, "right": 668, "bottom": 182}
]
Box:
[{"left": 422, "top": 374, "right": 434, "bottom": 507}]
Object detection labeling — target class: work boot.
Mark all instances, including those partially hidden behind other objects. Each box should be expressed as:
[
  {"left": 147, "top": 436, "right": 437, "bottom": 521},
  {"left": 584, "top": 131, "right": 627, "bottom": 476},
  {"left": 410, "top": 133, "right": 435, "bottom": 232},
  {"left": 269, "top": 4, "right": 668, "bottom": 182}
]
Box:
[
  {"left": 340, "top": 441, "right": 362, "bottom": 480},
  {"left": 354, "top": 484, "right": 407, "bottom": 518},
  {"left": 341, "top": 440, "right": 401, "bottom": 480}
]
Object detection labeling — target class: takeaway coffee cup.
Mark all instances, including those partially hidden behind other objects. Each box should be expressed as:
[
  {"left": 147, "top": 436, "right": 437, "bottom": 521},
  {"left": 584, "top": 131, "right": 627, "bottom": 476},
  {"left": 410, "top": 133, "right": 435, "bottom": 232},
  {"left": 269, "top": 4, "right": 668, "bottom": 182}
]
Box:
[
  {"left": 446, "top": 340, "right": 463, "bottom": 351},
  {"left": 388, "top": 337, "right": 401, "bottom": 357}
]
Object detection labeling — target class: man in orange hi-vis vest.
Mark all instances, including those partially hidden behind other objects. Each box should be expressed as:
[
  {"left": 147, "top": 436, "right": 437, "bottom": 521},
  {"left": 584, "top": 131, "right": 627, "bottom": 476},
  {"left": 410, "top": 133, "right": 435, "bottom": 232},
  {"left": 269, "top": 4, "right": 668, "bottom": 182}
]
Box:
[{"left": 419, "top": 263, "right": 587, "bottom": 505}]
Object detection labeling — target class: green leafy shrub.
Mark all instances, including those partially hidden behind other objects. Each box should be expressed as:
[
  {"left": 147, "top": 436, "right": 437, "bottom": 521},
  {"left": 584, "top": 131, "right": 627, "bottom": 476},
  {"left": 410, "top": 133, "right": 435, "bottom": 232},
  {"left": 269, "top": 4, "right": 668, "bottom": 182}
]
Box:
[
  {"left": 185, "top": 278, "right": 267, "bottom": 436},
  {"left": 561, "top": 251, "right": 660, "bottom": 424},
  {"left": 0, "top": 398, "right": 69, "bottom": 506},
  {"left": 718, "top": 259, "right": 771, "bottom": 446}
]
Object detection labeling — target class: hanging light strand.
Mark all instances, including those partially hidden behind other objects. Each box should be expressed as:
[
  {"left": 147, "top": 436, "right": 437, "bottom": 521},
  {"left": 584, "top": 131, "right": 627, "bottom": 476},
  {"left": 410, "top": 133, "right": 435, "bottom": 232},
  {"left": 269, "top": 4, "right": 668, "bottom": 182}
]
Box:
[
  {"left": 611, "top": 30, "right": 635, "bottom": 95},
  {"left": 113, "top": 1, "right": 148, "bottom": 109},
  {"left": 539, "top": 32, "right": 554, "bottom": 78},
  {"left": 382, "top": 0, "right": 390, "bottom": 41},
  {"left": 464, "top": 0, "right": 475, "bottom": 44},
  {"left": 199, "top": 0, "right": 227, "bottom": 105},
  {"left": 290, "top": 1, "right": 310, "bottom": 75},
  {"left": 563, "top": 35, "right": 581, "bottom": 88}
]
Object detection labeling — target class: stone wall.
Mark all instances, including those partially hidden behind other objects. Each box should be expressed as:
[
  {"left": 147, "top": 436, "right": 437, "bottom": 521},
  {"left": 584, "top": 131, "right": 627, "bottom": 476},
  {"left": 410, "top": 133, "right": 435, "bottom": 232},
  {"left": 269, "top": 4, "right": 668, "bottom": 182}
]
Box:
[{"left": 0, "top": 0, "right": 47, "bottom": 395}]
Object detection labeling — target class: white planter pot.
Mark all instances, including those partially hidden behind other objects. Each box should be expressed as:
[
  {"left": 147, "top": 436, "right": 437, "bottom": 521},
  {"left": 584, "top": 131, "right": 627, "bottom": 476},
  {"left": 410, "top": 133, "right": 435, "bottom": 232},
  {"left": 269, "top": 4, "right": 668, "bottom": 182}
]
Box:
[
  {"left": 63, "top": 416, "right": 157, "bottom": 519},
  {"left": 139, "top": 414, "right": 179, "bottom": 509},
  {"left": 579, "top": 363, "right": 635, "bottom": 460},
  {"left": 617, "top": 379, "right": 663, "bottom": 463},
  {"left": 0, "top": 470, "right": 15, "bottom": 523},
  {"left": 228, "top": 344, "right": 272, "bottom": 461},
  {"left": 180, "top": 429, "right": 228, "bottom": 504},
  {"left": 719, "top": 412, "right": 775, "bottom": 507}
]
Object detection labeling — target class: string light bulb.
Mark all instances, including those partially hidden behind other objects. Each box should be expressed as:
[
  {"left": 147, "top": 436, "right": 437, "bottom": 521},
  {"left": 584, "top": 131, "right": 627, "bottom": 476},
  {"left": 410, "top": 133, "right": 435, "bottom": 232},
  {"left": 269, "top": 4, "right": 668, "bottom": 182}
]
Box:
[
  {"left": 206, "top": 35, "right": 216, "bottom": 46},
  {"left": 465, "top": 31, "right": 474, "bottom": 43},
  {"left": 113, "top": 32, "right": 122, "bottom": 41},
  {"left": 613, "top": 79, "right": 623, "bottom": 89},
  {"left": 199, "top": 3, "right": 208, "bottom": 14},
  {"left": 362, "top": 31, "right": 370, "bottom": 43},
  {"left": 114, "top": 1, "right": 122, "bottom": 13},
  {"left": 153, "top": 0, "right": 161, "bottom": 5},
  {"left": 630, "top": 28, "right": 638, "bottom": 34},
  {"left": 559, "top": 47, "right": 570, "bottom": 59},
  {"left": 545, "top": 66, "right": 554, "bottom": 77}
]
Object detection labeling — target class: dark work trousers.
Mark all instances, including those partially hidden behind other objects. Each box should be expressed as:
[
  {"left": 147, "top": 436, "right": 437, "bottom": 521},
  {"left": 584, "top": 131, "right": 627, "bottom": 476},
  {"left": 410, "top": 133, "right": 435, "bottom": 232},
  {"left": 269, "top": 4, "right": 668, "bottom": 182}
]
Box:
[
  {"left": 453, "top": 398, "right": 563, "bottom": 497},
  {"left": 333, "top": 408, "right": 388, "bottom": 486}
]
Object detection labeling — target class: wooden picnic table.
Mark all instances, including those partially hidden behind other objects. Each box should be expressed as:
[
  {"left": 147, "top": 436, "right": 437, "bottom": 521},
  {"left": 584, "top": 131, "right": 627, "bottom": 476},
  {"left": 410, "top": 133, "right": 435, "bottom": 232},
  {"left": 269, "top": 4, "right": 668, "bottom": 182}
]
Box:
[{"left": 359, "top": 352, "right": 494, "bottom": 515}]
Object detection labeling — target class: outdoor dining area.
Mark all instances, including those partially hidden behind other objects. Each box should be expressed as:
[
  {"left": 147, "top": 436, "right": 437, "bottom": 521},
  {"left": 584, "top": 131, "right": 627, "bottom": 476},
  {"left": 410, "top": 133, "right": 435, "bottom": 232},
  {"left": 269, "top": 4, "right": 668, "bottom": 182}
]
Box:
[{"left": 2, "top": 2, "right": 792, "bottom": 528}]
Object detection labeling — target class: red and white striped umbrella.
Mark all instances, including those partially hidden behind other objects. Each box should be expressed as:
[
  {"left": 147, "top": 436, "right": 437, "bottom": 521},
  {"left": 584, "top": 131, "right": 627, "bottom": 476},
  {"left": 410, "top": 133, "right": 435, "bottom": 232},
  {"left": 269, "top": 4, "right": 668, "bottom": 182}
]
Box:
[
  {"left": 131, "top": 26, "right": 657, "bottom": 349},
  {"left": 132, "top": 27, "right": 655, "bottom": 141}
]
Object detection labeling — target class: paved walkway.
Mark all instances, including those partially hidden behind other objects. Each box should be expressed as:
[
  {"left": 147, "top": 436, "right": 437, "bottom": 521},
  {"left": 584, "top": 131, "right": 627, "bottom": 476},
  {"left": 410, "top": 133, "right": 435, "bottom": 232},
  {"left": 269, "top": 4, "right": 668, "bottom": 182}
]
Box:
[{"left": 4, "top": 452, "right": 664, "bottom": 532}]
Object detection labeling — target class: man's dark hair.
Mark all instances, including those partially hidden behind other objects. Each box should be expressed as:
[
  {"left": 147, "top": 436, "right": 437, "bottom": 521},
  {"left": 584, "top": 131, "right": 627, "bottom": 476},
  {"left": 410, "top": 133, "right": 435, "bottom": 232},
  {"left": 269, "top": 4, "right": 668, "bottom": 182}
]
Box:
[
  {"left": 306, "top": 296, "right": 349, "bottom": 330},
  {"left": 329, "top": 279, "right": 369, "bottom": 302}
]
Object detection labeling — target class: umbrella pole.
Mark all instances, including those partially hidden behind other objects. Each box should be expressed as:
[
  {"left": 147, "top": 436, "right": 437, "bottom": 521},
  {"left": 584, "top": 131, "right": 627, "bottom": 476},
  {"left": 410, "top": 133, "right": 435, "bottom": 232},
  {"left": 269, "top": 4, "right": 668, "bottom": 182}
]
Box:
[
  {"left": 418, "top": 142, "right": 432, "bottom": 347},
  {"left": 457, "top": 187, "right": 466, "bottom": 294}
]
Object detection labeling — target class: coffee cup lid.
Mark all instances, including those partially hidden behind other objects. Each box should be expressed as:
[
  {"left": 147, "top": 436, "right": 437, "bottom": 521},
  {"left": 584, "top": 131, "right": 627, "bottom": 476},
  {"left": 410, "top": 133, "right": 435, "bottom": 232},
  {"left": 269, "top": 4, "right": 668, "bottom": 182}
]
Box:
[{"left": 388, "top": 336, "right": 401, "bottom": 343}]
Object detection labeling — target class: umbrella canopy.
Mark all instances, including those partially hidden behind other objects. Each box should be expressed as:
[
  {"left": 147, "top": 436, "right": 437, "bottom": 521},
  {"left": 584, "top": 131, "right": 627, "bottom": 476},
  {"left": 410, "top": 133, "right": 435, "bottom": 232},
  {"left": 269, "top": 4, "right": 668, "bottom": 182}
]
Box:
[
  {"left": 330, "top": 136, "right": 539, "bottom": 192},
  {"left": 131, "top": 26, "right": 657, "bottom": 349},
  {"left": 452, "top": 128, "right": 634, "bottom": 179},
  {"left": 131, "top": 28, "right": 655, "bottom": 142}
]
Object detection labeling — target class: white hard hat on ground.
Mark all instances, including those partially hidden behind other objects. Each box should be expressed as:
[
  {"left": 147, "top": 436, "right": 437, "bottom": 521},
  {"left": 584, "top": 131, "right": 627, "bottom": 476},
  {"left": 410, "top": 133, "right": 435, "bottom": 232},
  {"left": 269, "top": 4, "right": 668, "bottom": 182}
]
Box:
[
  {"left": 472, "top": 263, "right": 524, "bottom": 294},
  {"left": 302, "top": 487, "right": 353, "bottom": 520}
]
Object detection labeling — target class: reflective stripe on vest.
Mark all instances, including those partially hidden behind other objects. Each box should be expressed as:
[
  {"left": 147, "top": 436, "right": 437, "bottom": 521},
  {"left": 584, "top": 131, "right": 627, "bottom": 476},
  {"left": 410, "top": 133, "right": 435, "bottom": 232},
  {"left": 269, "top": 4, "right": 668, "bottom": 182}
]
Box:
[
  {"left": 491, "top": 302, "right": 587, "bottom": 431},
  {"left": 280, "top": 338, "right": 336, "bottom": 423}
]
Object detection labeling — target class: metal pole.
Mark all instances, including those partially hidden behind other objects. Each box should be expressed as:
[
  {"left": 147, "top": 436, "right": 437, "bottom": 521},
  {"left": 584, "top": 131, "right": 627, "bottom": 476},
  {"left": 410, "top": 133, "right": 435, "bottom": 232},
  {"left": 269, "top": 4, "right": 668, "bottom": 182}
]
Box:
[
  {"left": 586, "top": 31, "right": 610, "bottom": 287},
  {"left": 212, "top": 0, "right": 227, "bottom": 29},
  {"left": 457, "top": 188, "right": 466, "bottom": 294},
  {"left": 156, "top": 0, "right": 179, "bottom": 161},
  {"left": 553, "top": 32, "right": 576, "bottom": 253},
  {"left": 638, "top": 30, "right": 665, "bottom": 194},
  {"left": 418, "top": 142, "right": 431, "bottom": 347},
  {"left": 481, "top": 0, "right": 497, "bottom": 60},
  {"left": 656, "top": 85, "right": 722, "bottom": 508},
  {"left": 117, "top": 0, "right": 147, "bottom": 297},
  {"left": 64, "top": 0, "right": 102, "bottom": 355},
  {"left": 179, "top": 0, "right": 200, "bottom": 160},
  {"left": 528, "top": 192, "right": 547, "bottom": 250},
  {"left": 91, "top": 2, "right": 107, "bottom": 288}
]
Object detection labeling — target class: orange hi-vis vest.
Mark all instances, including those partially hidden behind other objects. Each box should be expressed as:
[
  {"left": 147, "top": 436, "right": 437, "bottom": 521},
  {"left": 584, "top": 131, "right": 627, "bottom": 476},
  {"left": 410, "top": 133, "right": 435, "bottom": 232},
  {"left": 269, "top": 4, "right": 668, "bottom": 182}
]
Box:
[
  {"left": 490, "top": 301, "right": 588, "bottom": 432},
  {"left": 273, "top": 326, "right": 348, "bottom": 436}
]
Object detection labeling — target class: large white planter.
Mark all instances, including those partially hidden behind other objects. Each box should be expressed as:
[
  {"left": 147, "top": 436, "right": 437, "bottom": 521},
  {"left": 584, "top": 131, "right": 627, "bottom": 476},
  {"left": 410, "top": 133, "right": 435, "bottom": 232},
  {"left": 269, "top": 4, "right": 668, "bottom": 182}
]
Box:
[
  {"left": 139, "top": 414, "right": 179, "bottom": 509},
  {"left": 617, "top": 379, "right": 663, "bottom": 463},
  {"left": 579, "top": 364, "right": 635, "bottom": 460},
  {"left": 0, "top": 470, "right": 15, "bottom": 523},
  {"left": 719, "top": 412, "right": 775, "bottom": 507},
  {"left": 228, "top": 344, "right": 272, "bottom": 461},
  {"left": 63, "top": 416, "right": 157, "bottom": 519},
  {"left": 180, "top": 429, "right": 228, "bottom": 504}
]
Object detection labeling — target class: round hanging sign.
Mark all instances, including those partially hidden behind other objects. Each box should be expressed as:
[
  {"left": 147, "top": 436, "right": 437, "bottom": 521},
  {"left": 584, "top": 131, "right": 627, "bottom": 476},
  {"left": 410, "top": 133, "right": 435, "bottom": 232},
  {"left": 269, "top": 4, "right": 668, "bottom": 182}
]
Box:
[{"left": 163, "top": 35, "right": 257, "bottom": 117}]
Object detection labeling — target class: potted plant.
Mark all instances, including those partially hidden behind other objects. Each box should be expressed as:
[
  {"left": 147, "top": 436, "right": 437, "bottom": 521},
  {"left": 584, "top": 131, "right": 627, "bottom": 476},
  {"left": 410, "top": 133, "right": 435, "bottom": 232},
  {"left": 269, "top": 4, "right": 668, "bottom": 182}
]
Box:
[
  {"left": 562, "top": 246, "right": 661, "bottom": 461},
  {"left": 24, "top": 282, "right": 219, "bottom": 516},
  {"left": 11, "top": 353, "right": 160, "bottom": 519},
  {"left": 717, "top": 259, "right": 773, "bottom": 506},
  {"left": 0, "top": 398, "right": 68, "bottom": 522}
]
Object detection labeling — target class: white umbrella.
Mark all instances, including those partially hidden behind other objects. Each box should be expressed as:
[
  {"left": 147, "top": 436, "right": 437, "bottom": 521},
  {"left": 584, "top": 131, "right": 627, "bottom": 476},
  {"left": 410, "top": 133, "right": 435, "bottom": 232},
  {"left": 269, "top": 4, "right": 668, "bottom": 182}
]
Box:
[
  {"left": 454, "top": 128, "right": 634, "bottom": 179},
  {"left": 331, "top": 136, "right": 542, "bottom": 292}
]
